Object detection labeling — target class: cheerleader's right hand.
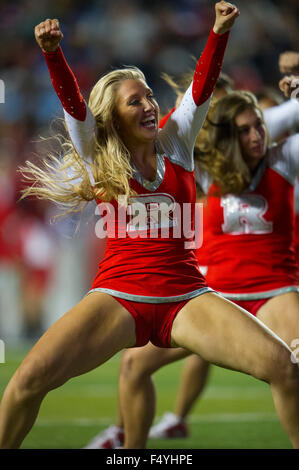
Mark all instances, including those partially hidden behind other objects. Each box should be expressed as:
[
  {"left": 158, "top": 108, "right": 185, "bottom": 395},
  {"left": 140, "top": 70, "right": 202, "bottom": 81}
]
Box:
[{"left": 34, "top": 19, "right": 63, "bottom": 52}]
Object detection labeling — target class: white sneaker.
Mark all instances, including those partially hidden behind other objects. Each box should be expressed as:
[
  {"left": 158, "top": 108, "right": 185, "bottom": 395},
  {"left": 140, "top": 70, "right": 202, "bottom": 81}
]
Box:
[
  {"left": 83, "top": 425, "right": 125, "bottom": 449},
  {"left": 149, "top": 412, "right": 188, "bottom": 439}
]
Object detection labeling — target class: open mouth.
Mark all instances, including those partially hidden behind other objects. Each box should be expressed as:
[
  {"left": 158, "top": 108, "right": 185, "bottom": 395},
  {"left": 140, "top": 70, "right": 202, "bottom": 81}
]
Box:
[
  {"left": 252, "top": 145, "right": 263, "bottom": 153},
  {"left": 141, "top": 115, "right": 157, "bottom": 129}
]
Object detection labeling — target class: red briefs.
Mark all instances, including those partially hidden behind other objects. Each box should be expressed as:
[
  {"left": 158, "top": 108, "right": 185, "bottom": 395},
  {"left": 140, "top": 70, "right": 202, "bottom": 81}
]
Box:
[
  {"left": 112, "top": 297, "right": 190, "bottom": 348},
  {"left": 232, "top": 298, "right": 269, "bottom": 316},
  {"left": 113, "top": 296, "right": 271, "bottom": 348}
]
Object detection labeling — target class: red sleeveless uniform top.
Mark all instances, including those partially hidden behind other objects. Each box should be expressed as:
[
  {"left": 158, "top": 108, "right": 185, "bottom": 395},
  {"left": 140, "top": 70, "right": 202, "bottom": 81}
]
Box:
[
  {"left": 42, "top": 30, "right": 229, "bottom": 302},
  {"left": 197, "top": 136, "right": 299, "bottom": 300}
]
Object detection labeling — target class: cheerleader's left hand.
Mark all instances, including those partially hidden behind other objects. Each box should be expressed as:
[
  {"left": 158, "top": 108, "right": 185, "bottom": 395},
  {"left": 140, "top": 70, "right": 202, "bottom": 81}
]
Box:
[
  {"left": 279, "top": 75, "right": 299, "bottom": 99},
  {"left": 213, "top": 1, "right": 240, "bottom": 35}
]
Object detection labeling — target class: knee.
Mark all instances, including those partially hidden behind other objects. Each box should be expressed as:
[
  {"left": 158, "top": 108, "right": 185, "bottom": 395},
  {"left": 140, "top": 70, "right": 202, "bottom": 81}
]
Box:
[
  {"left": 278, "top": 357, "right": 299, "bottom": 391},
  {"left": 11, "top": 356, "right": 51, "bottom": 400},
  {"left": 266, "top": 343, "right": 299, "bottom": 389},
  {"left": 120, "top": 350, "right": 151, "bottom": 384},
  {"left": 187, "top": 354, "right": 209, "bottom": 370}
]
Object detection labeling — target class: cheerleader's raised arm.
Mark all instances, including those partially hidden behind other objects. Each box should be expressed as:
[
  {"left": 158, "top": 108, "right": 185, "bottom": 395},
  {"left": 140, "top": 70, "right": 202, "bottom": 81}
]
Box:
[{"left": 36, "top": 5, "right": 240, "bottom": 179}]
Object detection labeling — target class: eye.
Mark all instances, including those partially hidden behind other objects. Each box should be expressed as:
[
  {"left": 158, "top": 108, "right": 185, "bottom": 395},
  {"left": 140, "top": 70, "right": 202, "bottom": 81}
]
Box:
[
  {"left": 238, "top": 127, "right": 249, "bottom": 135},
  {"left": 128, "top": 99, "right": 139, "bottom": 106},
  {"left": 147, "top": 93, "right": 155, "bottom": 101}
]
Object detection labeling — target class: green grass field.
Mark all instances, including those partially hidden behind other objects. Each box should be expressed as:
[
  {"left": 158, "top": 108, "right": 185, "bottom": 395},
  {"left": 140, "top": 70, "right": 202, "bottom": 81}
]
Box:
[{"left": 0, "top": 344, "right": 292, "bottom": 449}]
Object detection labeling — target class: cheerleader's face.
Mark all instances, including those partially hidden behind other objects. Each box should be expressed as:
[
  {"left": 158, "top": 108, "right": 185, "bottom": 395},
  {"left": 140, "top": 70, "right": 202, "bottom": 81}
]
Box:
[
  {"left": 235, "top": 107, "right": 267, "bottom": 170},
  {"left": 115, "top": 79, "right": 159, "bottom": 148}
]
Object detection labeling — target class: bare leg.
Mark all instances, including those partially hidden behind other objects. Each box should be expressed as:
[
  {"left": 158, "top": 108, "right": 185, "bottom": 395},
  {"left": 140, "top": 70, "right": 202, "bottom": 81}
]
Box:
[
  {"left": 171, "top": 292, "right": 299, "bottom": 448},
  {"left": 175, "top": 355, "right": 210, "bottom": 419},
  {"left": 256, "top": 292, "right": 299, "bottom": 347},
  {"left": 174, "top": 292, "right": 299, "bottom": 423},
  {"left": 0, "top": 293, "right": 136, "bottom": 449},
  {"left": 115, "top": 364, "right": 125, "bottom": 428},
  {"left": 120, "top": 344, "right": 190, "bottom": 449},
  {"left": 255, "top": 292, "right": 299, "bottom": 447}
]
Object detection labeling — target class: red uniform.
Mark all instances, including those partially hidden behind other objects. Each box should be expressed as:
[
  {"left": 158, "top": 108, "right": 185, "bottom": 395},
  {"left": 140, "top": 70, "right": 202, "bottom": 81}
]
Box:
[
  {"left": 197, "top": 135, "right": 299, "bottom": 303},
  {"left": 263, "top": 99, "right": 299, "bottom": 267},
  {"left": 42, "top": 30, "right": 229, "bottom": 346}
]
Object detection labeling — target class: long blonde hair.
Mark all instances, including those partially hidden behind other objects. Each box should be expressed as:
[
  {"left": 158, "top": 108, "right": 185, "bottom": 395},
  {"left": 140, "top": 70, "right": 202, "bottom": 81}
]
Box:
[
  {"left": 21, "top": 66, "right": 147, "bottom": 213},
  {"left": 196, "top": 91, "right": 270, "bottom": 195},
  {"left": 161, "top": 75, "right": 266, "bottom": 195}
]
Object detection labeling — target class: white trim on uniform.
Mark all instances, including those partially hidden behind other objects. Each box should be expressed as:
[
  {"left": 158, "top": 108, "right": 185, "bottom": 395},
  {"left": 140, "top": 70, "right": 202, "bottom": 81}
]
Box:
[
  {"left": 220, "top": 285, "right": 299, "bottom": 301},
  {"left": 87, "top": 286, "right": 214, "bottom": 303}
]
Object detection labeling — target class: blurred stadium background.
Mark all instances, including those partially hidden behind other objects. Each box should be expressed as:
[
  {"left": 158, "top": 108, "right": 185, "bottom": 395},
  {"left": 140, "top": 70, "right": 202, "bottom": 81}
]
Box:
[{"left": 0, "top": 0, "right": 298, "bottom": 449}]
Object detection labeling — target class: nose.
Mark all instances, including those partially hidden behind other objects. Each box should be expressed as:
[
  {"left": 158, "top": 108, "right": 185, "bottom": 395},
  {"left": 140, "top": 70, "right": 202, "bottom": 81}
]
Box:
[
  {"left": 143, "top": 98, "right": 155, "bottom": 113},
  {"left": 249, "top": 126, "right": 261, "bottom": 142}
]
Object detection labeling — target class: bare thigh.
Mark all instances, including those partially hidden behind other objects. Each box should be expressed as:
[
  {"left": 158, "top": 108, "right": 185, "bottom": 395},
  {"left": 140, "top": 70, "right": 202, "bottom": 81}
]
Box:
[
  {"left": 170, "top": 292, "right": 290, "bottom": 382},
  {"left": 18, "top": 292, "right": 137, "bottom": 391},
  {"left": 257, "top": 292, "right": 299, "bottom": 346}
]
